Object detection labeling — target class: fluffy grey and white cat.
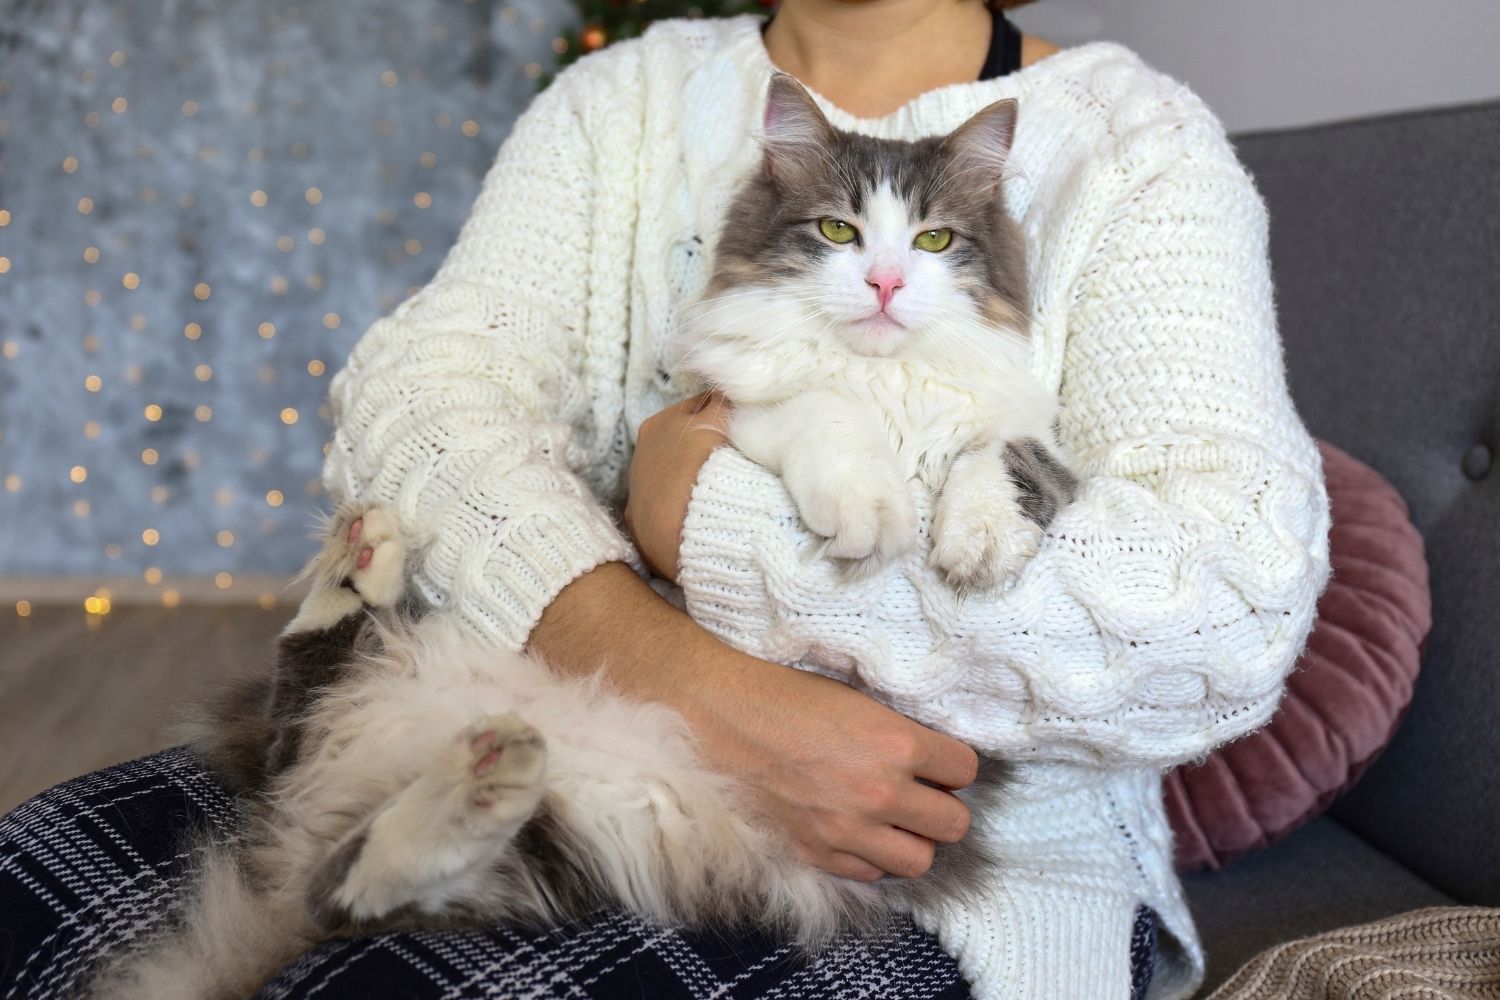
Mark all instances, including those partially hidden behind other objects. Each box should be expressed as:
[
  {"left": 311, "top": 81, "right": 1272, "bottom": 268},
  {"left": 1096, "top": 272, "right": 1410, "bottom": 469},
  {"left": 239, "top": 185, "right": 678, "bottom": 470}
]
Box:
[
  {"left": 671, "top": 74, "right": 1076, "bottom": 588},
  {"left": 94, "top": 74, "right": 1070, "bottom": 1000}
]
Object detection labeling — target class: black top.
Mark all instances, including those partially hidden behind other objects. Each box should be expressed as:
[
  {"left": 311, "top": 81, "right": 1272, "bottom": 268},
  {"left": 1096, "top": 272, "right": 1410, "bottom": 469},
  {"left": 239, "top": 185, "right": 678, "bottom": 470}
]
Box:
[{"left": 759, "top": 9, "right": 1023, "bottom": 84}]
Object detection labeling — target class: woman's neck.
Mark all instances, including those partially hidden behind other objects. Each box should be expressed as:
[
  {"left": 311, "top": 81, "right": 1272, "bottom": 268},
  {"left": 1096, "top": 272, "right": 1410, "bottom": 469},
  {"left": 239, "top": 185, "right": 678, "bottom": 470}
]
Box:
[{"left": 763, "top": 0, "right": 995, "bottom": 118}]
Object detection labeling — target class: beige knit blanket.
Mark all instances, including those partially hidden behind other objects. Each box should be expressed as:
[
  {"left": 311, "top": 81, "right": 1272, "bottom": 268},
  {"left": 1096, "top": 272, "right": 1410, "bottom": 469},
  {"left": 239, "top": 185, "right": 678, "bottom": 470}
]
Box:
[{"left": 1208, "top": 907, "right": 1500, "bottom": 999}]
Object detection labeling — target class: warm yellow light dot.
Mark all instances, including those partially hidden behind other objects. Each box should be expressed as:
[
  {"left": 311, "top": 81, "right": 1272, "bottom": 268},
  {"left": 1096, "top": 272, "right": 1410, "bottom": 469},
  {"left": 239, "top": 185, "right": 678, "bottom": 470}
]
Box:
[
  {"left": 181, "top": 99, "right": 198, "bottom": 116},
  {"left": 413, "top": 192, "right": 432, "bottom": 209},
  {"left": 194, "top": 282, "right": 211, "bottom": 300},
  {"left": 141, "top": 448, "right": 158, "bottom": 465},
  {"left": 404, "top": 239, "right": 422, "bottom": 256},
  {"left": 215, "top": 572, "right": 233, "bottom": 589},
  {"left": 111, "top": 97, "right": 128, "bottom": 114},
  {"left": 4, "top": 474, "right": 20, "bottom": 492},
  {"left": 2, "top": 342, "right": 17, "bottom": 359},
  {"left": 142, "top": 528, "right": 160, "bottom": 545},
  {"left": 380, "top": 70, "right": 398, "bottom": 87},
  {"left": 258, "top": 321, "right": 276, "bottom": 339},
  {"left": 419, "top": 151, "right": 437, "bottom": 168},
  {"left": 109, "top": 50, "right": 125, "bottom": 67},
  {"left": 85, "top": 596, "right": 103, "bottom": 614},
  {"left": 215, "top": 486, "right": 234, "bottom": 506},
  {"left": 306, "top": 273, "right": 325, "bottom": 290},
  {"left": 524, "top": 62, "right": 542, "bottom": 80},
  {"left": 184, "top": 322, "right": 202, "bottom": 340},
  {"left": 265, "top": 489, "right": 284, "bottom": 507},
  {"left": 83, "top": 289, "right": 102, "bottom": 307},
  {"left": 0, "top": 257, "right": 10, "bottom": 275},
  {"left": 276, "top": 235, "right": 294, "bottom": 252},
  {"left": 150, "top": 485, "right": 169, "bottom": 503},
  {"left": 0, "top": 209, "right": 9, "bottom": 225},
  {"left": 257, "top": 593, "right": 277, "bottom": 610},
  {"left": 85, "top": 111, "right": 101, "bottom": 128},
  {"left": 106, "top": 544, "right": 123, "bottom": 559},
  {"left": 15, "top": 600, "right": 31, "bottom": 618},
  {"left": 307, "top": 359, "right": 325, "bottom": 376},
  {"left": 552, "top": 36, "right": 567, "bottom": 54},
  {"left": 250, "top": 189, "right": 268, "bottom": 207},
  {"left": 217, "top": 530, "right": 235, "bottom": 547},
  {"left": 461, "top": 119, "right": 480, "bottom": 137},
  {"left": 195, "top": 405, "right": 212, "bottom": 422},
  {"left": 83, "top": 421, "right": 101, "bottom": 439},
  {"left": 322, "top": 312, "right": 340, "bottom": 329},
  {"left": 280, "top": 407, "right": 299, "bottom": 425},
  {"left": 308, "top": 227, "right": 326, "bottom": 245},
  {"left": 84, "top": 374, "right": 102, "bottom": 392},
  {"left": 73, "top": 499, "right": 91, "bottom": 518},
  {"left": 144, "top": 404, "right": 162, "bottom": 422},
  {"left": 144, "top": 567, "right": 162, "bottom": 584},
  {"left": 305, "top": 187, "right": 323, "bottom": 204},
  {"left": 194, "top": 364, "right": 212, "bottom": 381},
  {"left": 162, "top": 589, "right": 181, "bottom": 608},
  {"left": 122, "top": 272, "right": 140, "bottom": 290},
  {"left": 269, "top": 276, "right": 288, "bottom": 295},
  {"left": 83, "top": 246, "right": 100, "bottom": 263},
  {"left": 62, "top": 156, "right": 79, "bottom": 173},
  {"left": 78, "top": 197, "right": 94, "bottom": 214},
  {"left": 69, "top": 465, "right": 87, "bottom": 483}
]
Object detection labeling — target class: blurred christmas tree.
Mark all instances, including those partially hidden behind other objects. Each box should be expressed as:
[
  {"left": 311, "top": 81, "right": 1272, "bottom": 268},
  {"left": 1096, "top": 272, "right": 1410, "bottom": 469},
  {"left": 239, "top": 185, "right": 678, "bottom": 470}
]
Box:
[{"left": 549, "top": 0, "right": 773, "bottom": 82}]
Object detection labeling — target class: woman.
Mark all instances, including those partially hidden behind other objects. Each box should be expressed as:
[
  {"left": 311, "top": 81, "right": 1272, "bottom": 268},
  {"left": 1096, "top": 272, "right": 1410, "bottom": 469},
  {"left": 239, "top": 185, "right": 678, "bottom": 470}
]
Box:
[{"left": 0, "top": 1, "right": 1329, "bottom": 997}]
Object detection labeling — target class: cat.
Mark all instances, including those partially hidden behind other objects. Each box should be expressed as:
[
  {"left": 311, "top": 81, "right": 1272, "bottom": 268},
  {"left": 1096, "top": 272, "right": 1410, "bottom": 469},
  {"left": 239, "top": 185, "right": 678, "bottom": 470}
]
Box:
[
  {"left": 668, "top": 73, "right": 1077, "bottom": 589},
  {"left": 93, "top": 506, "right": 1008, "bottom": 999},
  {"left": 90, "top": 72, "right": 1056, "bottom": 1000}
]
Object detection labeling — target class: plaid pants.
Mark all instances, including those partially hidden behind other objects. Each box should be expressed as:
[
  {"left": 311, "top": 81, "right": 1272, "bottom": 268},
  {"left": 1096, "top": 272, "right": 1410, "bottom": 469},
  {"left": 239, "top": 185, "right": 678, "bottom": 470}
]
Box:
[{"left": 0, "top": 749, "right": 1156, "bottom": 998}]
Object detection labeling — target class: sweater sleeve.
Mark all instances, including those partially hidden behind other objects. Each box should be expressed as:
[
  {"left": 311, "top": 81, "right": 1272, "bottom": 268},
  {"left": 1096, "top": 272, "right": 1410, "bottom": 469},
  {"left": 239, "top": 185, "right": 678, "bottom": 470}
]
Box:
[
  {"left": 676, "top": 120, "right": 1332, "bottom": 769},
  {"left": 322, "top": 71, "right": 637, "bottom": 651}
]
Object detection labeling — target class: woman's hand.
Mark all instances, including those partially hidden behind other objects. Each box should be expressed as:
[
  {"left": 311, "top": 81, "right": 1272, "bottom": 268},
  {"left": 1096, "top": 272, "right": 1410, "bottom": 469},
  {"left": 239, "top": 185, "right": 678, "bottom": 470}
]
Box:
[{"left": 624, "top": 391, "right": 733, "bottom": 583}]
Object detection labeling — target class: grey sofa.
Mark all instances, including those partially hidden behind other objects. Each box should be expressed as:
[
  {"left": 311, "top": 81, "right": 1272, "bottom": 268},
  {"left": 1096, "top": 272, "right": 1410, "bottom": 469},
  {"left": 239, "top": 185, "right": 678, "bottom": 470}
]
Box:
[{"left": 1184, "top": 100, "right": 1500, "bottom": 991}]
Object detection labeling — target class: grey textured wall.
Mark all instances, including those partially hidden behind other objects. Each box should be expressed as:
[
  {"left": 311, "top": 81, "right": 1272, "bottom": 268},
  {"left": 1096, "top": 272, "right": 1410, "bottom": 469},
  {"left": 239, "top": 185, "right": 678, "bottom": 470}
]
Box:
[
  {"left": 1011, "top": 0, "right": 1500, "bottom": 133},
  {"left": 0, "top": 0, "right": 570, "bottom": 578}
]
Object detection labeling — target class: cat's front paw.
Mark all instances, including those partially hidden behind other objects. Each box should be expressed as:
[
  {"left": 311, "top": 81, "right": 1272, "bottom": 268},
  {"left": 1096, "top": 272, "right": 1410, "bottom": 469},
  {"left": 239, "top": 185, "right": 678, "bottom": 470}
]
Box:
[
  {"left": 785, "top": 454, "right": 917, "bottom": 565},
  {"left": 329, "top": 505, "right": 407, "bottom": 607},
  {"left": 932, "top": 459, "right": 1042, "bottom": 590}
]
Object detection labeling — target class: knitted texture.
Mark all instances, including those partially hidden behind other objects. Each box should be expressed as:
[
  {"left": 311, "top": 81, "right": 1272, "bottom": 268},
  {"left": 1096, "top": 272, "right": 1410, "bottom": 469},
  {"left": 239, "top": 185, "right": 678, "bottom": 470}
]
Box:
[
  {"left": 1206, "top": 907, "right": 1500, "bottom": 1000},
  {"left": 324, "top": 16, "right": 1331, "bottom": 999}
]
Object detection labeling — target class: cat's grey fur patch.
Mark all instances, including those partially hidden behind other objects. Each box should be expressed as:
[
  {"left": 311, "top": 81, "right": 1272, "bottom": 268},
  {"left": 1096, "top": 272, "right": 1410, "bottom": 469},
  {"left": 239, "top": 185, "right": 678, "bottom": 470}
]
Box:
[{"left": 1003, "top": 438, "right": 1079, "bottom": 528}]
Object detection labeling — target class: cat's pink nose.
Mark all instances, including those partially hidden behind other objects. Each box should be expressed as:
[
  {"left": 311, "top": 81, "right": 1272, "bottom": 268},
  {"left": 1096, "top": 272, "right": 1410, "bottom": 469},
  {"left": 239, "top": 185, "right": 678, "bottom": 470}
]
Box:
[{"left": 866, "top": 269, "right": 905, "bottom": 311}]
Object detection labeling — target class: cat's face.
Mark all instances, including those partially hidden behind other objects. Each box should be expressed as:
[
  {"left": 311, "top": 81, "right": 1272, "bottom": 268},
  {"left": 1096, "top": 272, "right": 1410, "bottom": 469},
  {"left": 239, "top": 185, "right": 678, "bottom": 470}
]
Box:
[{"left": 709, "top": 74, "right": 1027, "bottom": 359}]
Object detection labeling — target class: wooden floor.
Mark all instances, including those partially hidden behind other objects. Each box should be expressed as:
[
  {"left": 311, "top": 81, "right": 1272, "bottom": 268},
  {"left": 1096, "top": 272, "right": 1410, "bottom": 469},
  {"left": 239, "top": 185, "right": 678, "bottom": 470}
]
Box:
[{"left": 0, "top": 602, "right": 295, "bottom": 813}]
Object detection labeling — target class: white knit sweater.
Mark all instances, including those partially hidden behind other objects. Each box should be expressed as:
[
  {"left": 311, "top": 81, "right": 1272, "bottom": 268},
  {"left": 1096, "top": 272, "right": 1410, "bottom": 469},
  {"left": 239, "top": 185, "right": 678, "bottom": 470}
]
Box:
[{"left": 324, "top": 16, "right": 1331, "bottom": 999}]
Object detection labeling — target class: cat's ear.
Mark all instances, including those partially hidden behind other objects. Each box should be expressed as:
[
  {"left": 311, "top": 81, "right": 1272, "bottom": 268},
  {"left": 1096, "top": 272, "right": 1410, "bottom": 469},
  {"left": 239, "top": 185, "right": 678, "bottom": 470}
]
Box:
[
  {"left": 761, "top": 72, "right": 835, "bottom": 183},
  {"left": 939, "top": 98, "right": 1018, "bottom": 190}
]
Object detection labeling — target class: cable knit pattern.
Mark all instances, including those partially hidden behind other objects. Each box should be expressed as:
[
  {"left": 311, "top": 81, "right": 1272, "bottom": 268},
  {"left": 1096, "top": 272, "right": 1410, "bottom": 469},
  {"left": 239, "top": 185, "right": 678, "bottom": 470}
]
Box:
[{"left": 324, "top": 16, "right": 1331, "bottom": 999}]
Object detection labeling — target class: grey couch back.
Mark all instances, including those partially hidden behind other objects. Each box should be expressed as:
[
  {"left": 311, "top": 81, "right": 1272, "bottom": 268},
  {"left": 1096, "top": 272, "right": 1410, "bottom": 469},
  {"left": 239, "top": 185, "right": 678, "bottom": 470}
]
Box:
[{"left": 1233, "top": 102, "right": 1500, "bottom": 903}]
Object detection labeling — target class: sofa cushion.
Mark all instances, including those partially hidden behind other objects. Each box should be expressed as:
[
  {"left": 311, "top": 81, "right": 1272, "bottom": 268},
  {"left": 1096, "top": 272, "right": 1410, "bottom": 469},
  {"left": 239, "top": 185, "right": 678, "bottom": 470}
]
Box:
[
  {"left": 1232, "top": 101, "right": 1500, "bottom": 903},
  {"left": 1165, "top": 441, "right": 1430, "bottom": 872},
  {"left": 1183, "top": 817, "right": 1454, "bottom": 992}
]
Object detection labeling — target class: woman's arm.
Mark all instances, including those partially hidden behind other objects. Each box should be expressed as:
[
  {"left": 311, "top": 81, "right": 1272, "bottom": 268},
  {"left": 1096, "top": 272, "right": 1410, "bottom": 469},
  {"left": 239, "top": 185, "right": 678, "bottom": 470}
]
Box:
[{"left": 669, "top": 123, "right": 1332, "bottom": 770}]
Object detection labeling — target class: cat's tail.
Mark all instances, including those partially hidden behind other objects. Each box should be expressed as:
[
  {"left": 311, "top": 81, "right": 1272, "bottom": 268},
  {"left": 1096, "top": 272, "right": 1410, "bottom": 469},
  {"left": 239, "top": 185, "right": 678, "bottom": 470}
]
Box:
[{"left": 82, "top": 839, "right": 317, "bottom": 1000}]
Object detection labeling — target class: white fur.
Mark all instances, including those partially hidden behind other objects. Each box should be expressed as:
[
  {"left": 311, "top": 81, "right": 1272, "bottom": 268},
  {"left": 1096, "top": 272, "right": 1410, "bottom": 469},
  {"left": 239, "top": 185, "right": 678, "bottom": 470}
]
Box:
[{"left": 668, "top": 180, "right": 1059, "bottom": 585}]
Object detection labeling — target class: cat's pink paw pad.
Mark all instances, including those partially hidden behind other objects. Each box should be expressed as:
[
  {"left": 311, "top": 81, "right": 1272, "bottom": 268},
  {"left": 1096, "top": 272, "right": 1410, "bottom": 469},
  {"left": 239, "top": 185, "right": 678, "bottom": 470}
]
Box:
[
  {"left": 347, "top": 517, "right": 363, "bottom": 545},
  {"left": 459, "top": 715, "right": 546, "bottom": 813}
]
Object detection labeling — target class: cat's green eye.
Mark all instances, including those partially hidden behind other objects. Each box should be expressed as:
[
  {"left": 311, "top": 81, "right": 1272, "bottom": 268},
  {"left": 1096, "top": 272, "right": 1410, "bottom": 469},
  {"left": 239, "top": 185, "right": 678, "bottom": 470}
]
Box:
[
  {"left": 818, "top": 218, "right": 857, "bottom": 244},
  {"left": 914, "top": 228, "right": 953, "bottom": 253}
]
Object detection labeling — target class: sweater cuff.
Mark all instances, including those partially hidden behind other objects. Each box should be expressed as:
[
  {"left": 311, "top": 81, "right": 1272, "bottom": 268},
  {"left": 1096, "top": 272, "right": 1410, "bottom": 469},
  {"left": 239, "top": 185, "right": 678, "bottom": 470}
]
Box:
[
  {"left": 677, "top": 446, "right": 789, "bottom": 653},
  {"left": 437, "top": 497, "right": 639, "bottom": 653}
]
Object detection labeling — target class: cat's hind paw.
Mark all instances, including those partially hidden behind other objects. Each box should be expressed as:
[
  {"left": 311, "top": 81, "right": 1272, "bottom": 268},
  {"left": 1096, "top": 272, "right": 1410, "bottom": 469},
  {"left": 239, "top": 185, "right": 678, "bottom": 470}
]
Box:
[
  {"left": 459, "top": 714, "right": 547, "bottom": 823},
  {"left": 319, "top": 504, "right": 407, "bottom": 608}
]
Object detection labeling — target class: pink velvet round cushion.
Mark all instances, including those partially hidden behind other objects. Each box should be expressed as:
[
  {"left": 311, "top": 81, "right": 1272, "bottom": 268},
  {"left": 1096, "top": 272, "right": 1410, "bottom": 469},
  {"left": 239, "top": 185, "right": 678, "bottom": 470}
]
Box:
[{"left": 1164, "top": 441, "right": 1431, "bottom": 873}]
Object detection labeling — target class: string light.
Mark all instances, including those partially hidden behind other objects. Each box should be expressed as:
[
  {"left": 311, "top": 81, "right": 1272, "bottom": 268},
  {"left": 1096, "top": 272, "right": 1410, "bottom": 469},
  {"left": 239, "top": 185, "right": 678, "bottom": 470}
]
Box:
[
  {"left": 106, "top": 544, "right": 122, "bottom": 559},
  {"left": 414, "top": 192, "right": 431, "bottom": 209},
  {"left": 184, "top": 322, "right": 202, "bottom": 340},
  {"left": 70, "top": 465, "right": 88, "bottom": 483},
  {"left": 111, "top": 97, "right": 128, "bottom": 114},
  {"left": 84, "top": 421, "right": 101, "bottom": 439},
  {"left": 194, "top": 282, "right": 212, "bottom": 300},
  {"left": 305, "top": 187, "right": 322, "bottom": 204},
  {"left": 15, "top": 601, "right": 31, "bottom": 618},
  {"left": 257, "top": 593, "right": 277, "bottom": 610},
  {"left": 5, "top": 474, "right": 21, "bottom": 492},
  {"left": 322, "top": 312, "right": 340, "bottom": 329},
  {"left": 62, "top": 156, "right": 79, "bottom": 173},
  {"left": 258, "top": 321, "right": 276, "bottom": 339},
  {"left": 85, "top": 375, "right": 102, "bottom": 391},
  {"left": 266, "top": 490, "right": 284, "bottom": 507},
  {"left": 217, "top": 530, "right": 235, "bottom": 547},
  {"left": 215, "top": 572, "right": 233, "bottom": 589},
  {"left": 250, "top": 190, "right": 268, "bottom": 207},
  {"left": 419, "top": 151, "right": 437, "bottom": 168},
  {"left": 194, "top": 363, "right": 212, "bottom": 381},
  {"left": 306, "top": 359, "right": 325, "bottom": 376},
  {"left": 142, "top": 448, "right": 158, "bottom": 465},
  {"left": 144, "top": 404, "right": 162, "bottom": 421},
  {"left": 142, "top": 528, "right": 160, "bottom": 545},
  {"left": 461, "top": 120, "right": 480, "bottom": 137},
  {"left": 162, "top": 589, "right": 180, "bottom": 608},
  {"left": 195, "top": 405, "right": 212, "bottom": 421},
  {"left": 308, "top": 228, "right": 325, "bottom": 245},
  {"left": 144, "top": 567, "right": 162, "bottom": 584},
  {"left": 280, "top": 407, "right": 299, "bottom": 425},
  {"left": 83, "top": 246, "right": 100, "bottom": 263}
]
